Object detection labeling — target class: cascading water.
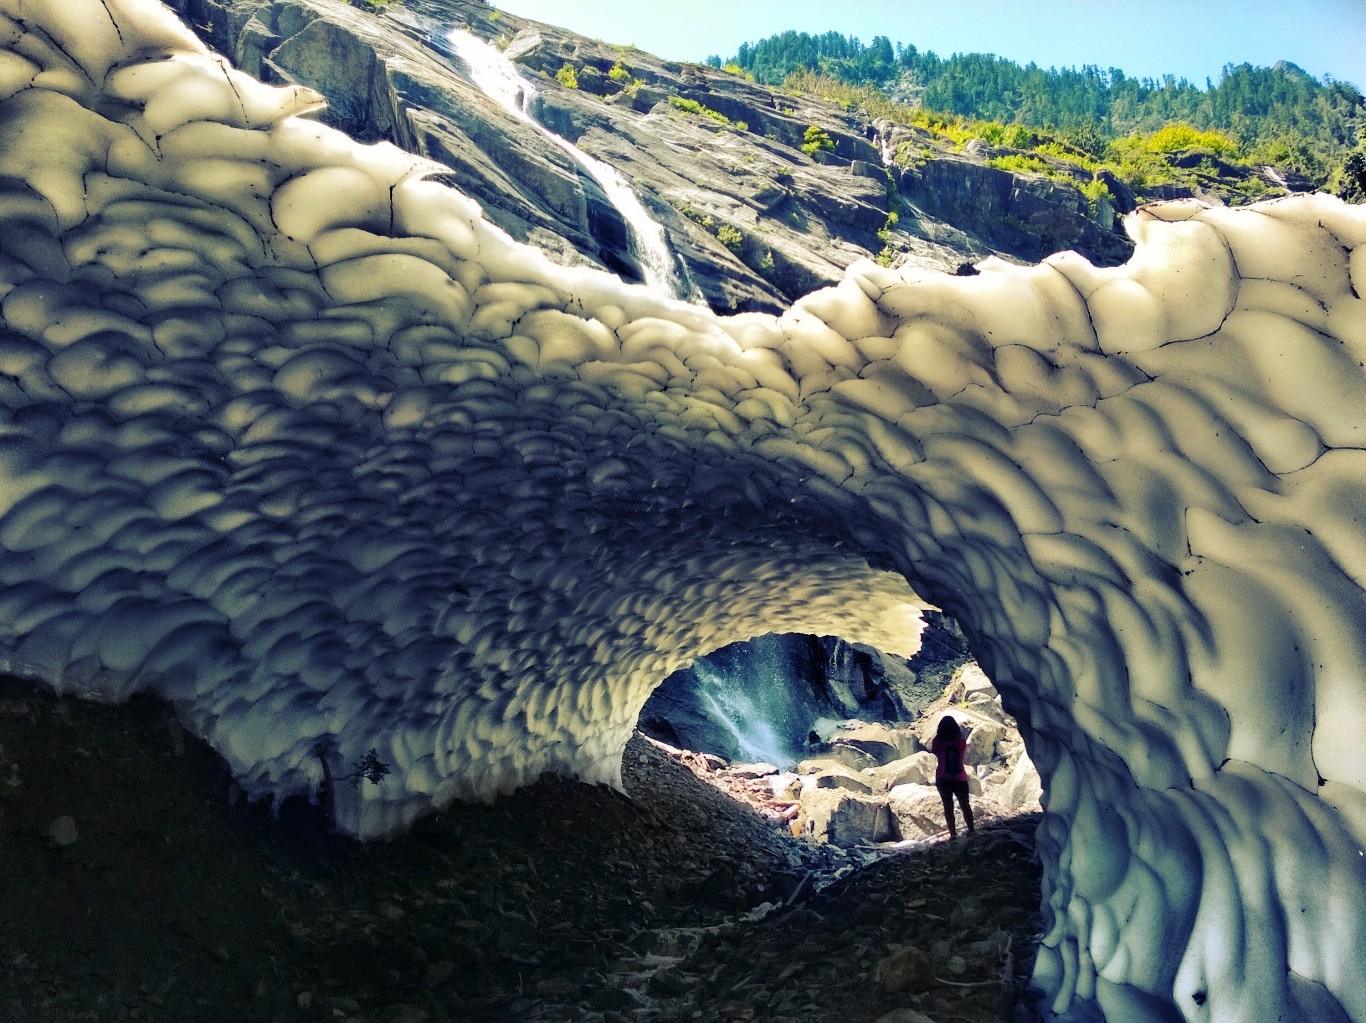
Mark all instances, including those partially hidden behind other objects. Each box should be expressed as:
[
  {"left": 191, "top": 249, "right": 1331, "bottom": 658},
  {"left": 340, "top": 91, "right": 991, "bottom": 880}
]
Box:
[
  {"left": 693, "top": 665, "right": 798, "bottom": 767},
  {"left": 642, "top": 635, "right": 835, "bottom": 768},
  {"left": 445, "top": 30, "right": 687, "bottom": 298}
]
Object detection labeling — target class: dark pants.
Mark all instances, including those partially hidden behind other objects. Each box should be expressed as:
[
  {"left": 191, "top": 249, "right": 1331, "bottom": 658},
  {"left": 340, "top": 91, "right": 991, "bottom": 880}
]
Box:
[{"left": 937, "top": 778, "right": 974, "bottom": 836}]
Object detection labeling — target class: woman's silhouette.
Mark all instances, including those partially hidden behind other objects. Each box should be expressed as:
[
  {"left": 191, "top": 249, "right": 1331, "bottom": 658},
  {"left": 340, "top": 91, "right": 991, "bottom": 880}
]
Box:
[{"left": 931, "top": 715, "right": 974, "bottom": 839}]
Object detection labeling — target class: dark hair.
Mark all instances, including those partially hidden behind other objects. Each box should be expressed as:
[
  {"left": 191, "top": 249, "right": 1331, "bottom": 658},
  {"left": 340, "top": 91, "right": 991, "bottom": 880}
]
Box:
[{"left": 935, "top": 715, "right": 962, "bottom": 741}]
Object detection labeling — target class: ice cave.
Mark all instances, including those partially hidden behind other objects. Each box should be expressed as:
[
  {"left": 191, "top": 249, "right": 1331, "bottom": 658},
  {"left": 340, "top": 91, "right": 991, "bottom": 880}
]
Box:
[{"left": 0, "top": 0, "right": 1364, "bottom": 1019}]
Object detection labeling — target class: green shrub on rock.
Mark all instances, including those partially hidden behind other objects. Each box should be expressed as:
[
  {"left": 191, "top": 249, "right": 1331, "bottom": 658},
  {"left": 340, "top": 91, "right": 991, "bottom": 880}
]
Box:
[
  {"left": 801, "top": 125, "right": 835, "bottom": 156},
  {"left": 716, "top": 224, "right": 744, "bottom": 251}
]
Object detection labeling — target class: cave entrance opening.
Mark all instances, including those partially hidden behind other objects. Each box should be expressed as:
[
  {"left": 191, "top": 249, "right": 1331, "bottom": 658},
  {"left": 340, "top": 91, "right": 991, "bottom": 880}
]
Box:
[
  {"left": 634, "top": 613, "right": 1044, "bottom": 849},
  {"left": 622, "top": 602, "right": 1049, "bottom": 1015}
]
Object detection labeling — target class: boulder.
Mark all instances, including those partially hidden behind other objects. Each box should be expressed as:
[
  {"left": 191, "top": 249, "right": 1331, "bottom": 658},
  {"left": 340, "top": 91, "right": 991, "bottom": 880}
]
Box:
[
  {"left": 819, "top": 743, "right": 881, "bottom": 772},
  {"left": 46, "top": 815, "right": 78, "bottom": 847},
  {"left": 964, "top": 717, "right": 1006, "bottom": 763},
  {"left": 768, "top": 772, "right": 803, "bottom": 800},
  {"left": 798, "top": 787, "right": 893, "bottom": 847},
  {"left": 958, "top": 662, "right": 996, "bottom": 697},
  {"left": 887, "top": 783, "right": 948, "bottom": 840},
  {"left": 796, "top": 757, "right": 877, "bottom": 794},
  {"left": 998, "top": 749, "right": 1044, "bottom": 810},
  {"left": 827, "top": 720, "right": 908, "bottom": 767},
  {"left": 867, "top": 751, "right": 938, "bottom": 791},
  {"left": 914, "top": 705, "right": 1006, "bottom": 763},
  {"left": 812, "top": 772, "right": 876, "bottom": 795},
  {"left": 874, "top": 945, "right": 937, "bottom": 993},
  {"left": 963, "top": 689, "right": 1011, "bottom": 724}
]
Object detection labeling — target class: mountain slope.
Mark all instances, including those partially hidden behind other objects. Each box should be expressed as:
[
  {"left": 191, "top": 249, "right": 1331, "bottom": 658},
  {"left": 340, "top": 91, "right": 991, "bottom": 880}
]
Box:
[{"left": 168, "top": 0, "right": 1137, "bottom": 313}]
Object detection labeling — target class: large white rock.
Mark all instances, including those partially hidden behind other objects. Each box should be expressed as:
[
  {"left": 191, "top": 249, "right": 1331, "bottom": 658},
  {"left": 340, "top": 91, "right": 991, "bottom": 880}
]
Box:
[
  {"left": 798, "top": 786, "right": 893, "bottom": 847},
  {"left": 0, "top": 1, "right": 1363, "bottom": 1019},
  {"left": 867, "top": 750, "right": 939, "bottom": 791},
  {"left": 887, "top": 783, "right": 949, "bottom": 841},
  {"left": 997, "top": 749, "right": 1043, "bottom": 810}
]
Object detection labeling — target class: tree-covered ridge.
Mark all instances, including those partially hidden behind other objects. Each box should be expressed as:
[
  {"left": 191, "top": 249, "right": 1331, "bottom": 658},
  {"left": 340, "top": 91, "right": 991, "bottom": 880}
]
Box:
[{"left": 709, "top": 30, "right": 1364, "bottom": 189}]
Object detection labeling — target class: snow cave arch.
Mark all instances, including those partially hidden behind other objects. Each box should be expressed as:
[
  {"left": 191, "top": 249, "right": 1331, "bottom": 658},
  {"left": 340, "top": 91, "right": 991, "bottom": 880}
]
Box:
[{"left": 0, "top": 1, "right": 1364, "bottom": 1020}]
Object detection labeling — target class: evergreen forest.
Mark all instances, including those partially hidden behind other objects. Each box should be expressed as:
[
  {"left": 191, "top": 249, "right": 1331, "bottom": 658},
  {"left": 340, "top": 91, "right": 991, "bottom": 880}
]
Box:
[{"left": 708, "top": 30, "right": 1366, "bottom": 200}]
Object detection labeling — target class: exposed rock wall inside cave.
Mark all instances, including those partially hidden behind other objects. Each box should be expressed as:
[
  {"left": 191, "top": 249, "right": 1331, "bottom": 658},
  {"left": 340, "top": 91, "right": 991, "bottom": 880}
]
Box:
[
  {"left": 0, "top": 0, "right": 1363, "bottom": 1019},
  {"left": 639, "top": 629, "right": 957, "bottom": 767}
]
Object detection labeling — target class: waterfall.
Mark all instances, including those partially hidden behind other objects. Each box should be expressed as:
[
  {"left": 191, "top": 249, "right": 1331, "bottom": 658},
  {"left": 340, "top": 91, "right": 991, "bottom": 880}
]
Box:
[
  {"left": 643, "top": 635, "right": 836, "bottom": 768},
  {"left": 445, "top": 30, "right": 686, "bottom": 298},
  {"left": 692, "top": 658, "right": 800, "bottom": 767}
]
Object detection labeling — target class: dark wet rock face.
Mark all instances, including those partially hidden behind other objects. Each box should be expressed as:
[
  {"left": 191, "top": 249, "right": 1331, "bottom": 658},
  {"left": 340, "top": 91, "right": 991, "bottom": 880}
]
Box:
[
  {"left": 639, "top": 618, "right": 968, "bottom": 768},
  {"left": 164, "top": 0, "right": 1133, "bottom": 313},
  {"left": 895, "top": 155, "right": 1137, "bottom": 265}
]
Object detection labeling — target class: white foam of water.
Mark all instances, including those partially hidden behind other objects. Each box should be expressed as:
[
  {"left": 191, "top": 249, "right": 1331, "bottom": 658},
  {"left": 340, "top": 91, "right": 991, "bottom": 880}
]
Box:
[
  {"left": 694, "top": 662, "right": 797, "bottom": 767},
  {"left": 446, "top": 29, "right": 685, "bottom": 298}
]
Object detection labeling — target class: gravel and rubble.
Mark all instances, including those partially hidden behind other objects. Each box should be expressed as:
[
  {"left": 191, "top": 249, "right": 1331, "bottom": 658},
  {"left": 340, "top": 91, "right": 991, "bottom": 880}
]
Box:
[{"left": 0, "top": 678, "right": 1045, "bottom": 1022}]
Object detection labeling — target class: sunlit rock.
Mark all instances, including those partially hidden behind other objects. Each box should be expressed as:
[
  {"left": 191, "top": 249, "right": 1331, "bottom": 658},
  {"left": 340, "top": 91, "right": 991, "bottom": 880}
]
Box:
[
  {"left": 798, "top": 786, "right": 892, "bottom": 846},
  {"left": 0, "top": 1, "right": 1364, "bottom": 1019},
  {"left": 868, "top": 751, "right": 938, "bottom": 791},
  {"left": 886, "top": 783, "right": 948, "bottom": 841}
]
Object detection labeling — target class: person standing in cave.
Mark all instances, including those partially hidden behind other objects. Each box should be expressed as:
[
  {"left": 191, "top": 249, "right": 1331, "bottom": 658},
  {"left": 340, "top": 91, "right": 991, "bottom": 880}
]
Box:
[{"left": 931, "top": 715, "right": 975, "bottom": 839}]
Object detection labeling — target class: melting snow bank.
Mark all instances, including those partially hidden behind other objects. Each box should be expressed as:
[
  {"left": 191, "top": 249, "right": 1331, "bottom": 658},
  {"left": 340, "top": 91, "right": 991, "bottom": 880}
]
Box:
[{"left": 0, "top": 1, "right": 1364, "bottom": 1019}]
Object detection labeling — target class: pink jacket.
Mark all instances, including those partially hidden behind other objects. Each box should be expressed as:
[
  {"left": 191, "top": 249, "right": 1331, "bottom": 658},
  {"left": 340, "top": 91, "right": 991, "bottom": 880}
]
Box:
[{"left": 931, "top": 735, "right": 969, "bottom": 782}]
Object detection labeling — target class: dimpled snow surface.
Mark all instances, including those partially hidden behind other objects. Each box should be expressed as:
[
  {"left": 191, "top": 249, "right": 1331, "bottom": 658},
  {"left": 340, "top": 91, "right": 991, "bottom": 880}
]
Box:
[{"left": 0, "top": 1, "right": 1364, "bottom": 1019}]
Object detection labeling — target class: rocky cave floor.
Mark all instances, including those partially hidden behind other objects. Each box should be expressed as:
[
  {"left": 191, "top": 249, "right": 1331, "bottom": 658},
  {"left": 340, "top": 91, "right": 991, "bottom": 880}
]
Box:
[{"left": 0, "top": 679, "right": 1046, "bottom": 1023}]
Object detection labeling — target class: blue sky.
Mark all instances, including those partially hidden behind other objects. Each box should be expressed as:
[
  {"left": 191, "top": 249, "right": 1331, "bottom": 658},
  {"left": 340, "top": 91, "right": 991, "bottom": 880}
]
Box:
[{"left": 489, "top": 0, "right": 1366, "bottom": 90}]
